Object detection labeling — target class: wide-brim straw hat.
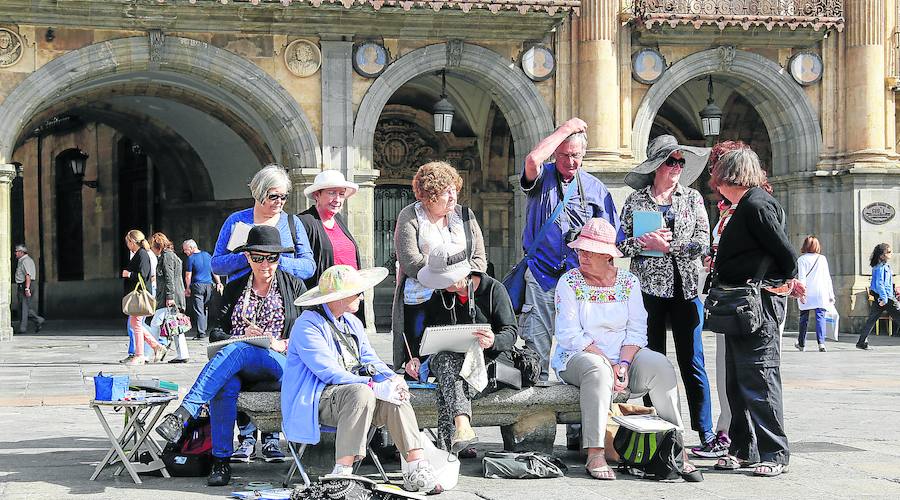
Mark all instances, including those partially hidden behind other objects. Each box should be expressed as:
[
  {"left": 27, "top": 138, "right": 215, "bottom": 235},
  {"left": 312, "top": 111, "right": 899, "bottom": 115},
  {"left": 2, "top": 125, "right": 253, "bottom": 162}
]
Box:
[
  {"left": 303, "top": 170, "right": 359, "bottom": 199},
  {"left": 417, "top": 243, "right": 472, "bottom": 290},
  {"left": 625, "top": 135, "right": 711, "bottom": 190},
  {"left": 294, "top": 265, "right": 388, "bottom": 306},
  {"left": 567, "top": 218, "right": 623, "bottom": 258},
  {"left": 233, "top": 225, "right": 294, "bottom": 254}
]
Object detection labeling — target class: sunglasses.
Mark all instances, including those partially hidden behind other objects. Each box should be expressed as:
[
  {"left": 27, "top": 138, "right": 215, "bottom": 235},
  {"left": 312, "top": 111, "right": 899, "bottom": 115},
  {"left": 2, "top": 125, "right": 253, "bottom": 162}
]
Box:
[
  {"left": 266, "top": 193, "right": 289, "bottom": 202},
  {"left": 249, "top": 253, "right": 280, "bottom": 263},
  {"left": 664, "top": 158, "right": 686, "bottom": 168}
]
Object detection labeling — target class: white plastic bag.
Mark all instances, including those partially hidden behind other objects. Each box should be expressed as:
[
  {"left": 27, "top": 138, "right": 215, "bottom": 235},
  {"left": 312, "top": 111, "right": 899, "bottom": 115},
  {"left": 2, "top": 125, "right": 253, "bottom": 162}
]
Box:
[
  {"left": 824, "top": 310, "right": 840, "bottom": 341},
  {"left": 400, "top": 431, "right": 459, "bottom": 491}
]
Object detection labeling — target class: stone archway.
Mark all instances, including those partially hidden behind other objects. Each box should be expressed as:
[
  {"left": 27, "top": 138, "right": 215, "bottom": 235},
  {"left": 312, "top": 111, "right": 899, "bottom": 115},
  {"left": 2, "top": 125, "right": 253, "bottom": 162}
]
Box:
[
  {"left": 0, "top": 35, "right": 321, "bottom": 170},
  {"left": 352, "top": 42, "right": 554, "bottom": 173},
  {"left": 632, "top": 48, "right": 822, "bottom": 176}
]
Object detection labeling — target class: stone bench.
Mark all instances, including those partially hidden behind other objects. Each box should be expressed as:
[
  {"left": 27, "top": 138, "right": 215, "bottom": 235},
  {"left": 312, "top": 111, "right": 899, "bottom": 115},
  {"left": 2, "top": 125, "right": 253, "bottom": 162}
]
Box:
[{"left": 237, "top": 385, "right": 582, "bottom": 454}]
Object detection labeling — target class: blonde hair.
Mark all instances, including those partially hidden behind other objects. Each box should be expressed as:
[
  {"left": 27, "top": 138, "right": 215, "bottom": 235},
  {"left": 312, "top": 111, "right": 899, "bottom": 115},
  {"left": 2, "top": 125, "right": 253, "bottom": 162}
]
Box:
[
  {"left": 412, "top": 161, "right": 462, "bottom": 204},
  {"left": 125, "top": 230, "right": 150, "bottom": 250},
  {"left": 150, "top": 232, "right": 174, "bottom": 252}
]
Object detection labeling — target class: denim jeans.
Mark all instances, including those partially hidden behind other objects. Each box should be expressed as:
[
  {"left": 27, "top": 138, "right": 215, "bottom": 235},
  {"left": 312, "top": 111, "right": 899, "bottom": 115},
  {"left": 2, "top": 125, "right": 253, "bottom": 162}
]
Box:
[
  {"left": 180, "top": 342, "right": 286, "bottom": 458},
  {"left": 797, "top": 308, "right": 826, "bottom": 347},
  {"left": 642, "top": 293, "right": 715, "bottom": 444}
]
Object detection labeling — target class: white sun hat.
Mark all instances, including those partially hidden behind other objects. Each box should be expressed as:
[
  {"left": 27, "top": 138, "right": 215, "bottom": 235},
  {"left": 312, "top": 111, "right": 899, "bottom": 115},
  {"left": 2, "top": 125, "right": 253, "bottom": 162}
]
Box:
[{"left": 302, "top": 170, "right": 359, "bottom": 199}]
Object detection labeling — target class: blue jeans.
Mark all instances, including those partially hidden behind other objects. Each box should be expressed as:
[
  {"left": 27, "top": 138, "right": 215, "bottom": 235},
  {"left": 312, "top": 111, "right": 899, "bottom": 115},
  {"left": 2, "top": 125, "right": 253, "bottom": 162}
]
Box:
[
  {"left": 180, "top": 342, "right": 286, "bottom": 458},
  {"left": 643, "top": 293, "right": 715, "bottom": 444},
  {"left": 797, "top": 308, "right": 826, "bottom": 347}
]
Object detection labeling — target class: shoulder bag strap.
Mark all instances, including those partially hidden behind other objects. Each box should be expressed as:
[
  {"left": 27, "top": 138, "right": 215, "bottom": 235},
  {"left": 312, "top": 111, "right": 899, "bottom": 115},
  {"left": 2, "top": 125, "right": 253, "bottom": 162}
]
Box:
[
  {"left": 751, "top": 255, "right": 774, "bottom": 284},
  {"left": 286, "top": 213, "right": 299, "bottom": 255},
  {"left": 136, "top": 273, "right": 148, "bottom": 293},
  {"left": 526, "top": 178, "right": 578, "bottom": 257},
  {"left": 804, "top": 255, "right": 821, "bottom": 278},
  {"left": 461, "top": 206, "right": 473, "bottom": 261}
]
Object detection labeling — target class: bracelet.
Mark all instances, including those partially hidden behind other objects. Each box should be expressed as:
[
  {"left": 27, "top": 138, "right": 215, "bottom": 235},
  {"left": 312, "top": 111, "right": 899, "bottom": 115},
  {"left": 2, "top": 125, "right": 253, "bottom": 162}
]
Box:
[{"left": 619, "top": 359, "right": 631, "bottom": 368}]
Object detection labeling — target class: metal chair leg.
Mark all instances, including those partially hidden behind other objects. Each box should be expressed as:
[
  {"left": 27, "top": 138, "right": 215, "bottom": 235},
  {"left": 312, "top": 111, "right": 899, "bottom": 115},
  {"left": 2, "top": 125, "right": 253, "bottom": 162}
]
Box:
[{"left": 284, "top": 441, "right": 309, "bottom": 489}]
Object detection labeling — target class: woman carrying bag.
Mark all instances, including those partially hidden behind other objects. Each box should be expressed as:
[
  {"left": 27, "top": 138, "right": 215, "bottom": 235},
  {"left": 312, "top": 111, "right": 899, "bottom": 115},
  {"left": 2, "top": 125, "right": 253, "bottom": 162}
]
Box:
[
  {"left": 795, "top": 235, "right": 836, "bottom": 352},
  {"left": 148, "top": 232, "right": 190, "bottom": 363},
  {"left": 121, "top": 229, "right": 164, "bottom": 366}
]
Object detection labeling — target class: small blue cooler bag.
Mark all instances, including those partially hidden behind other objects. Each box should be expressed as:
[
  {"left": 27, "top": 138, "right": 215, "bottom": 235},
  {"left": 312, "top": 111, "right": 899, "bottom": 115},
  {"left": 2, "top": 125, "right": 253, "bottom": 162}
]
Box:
[{"left": 94, "top": 372, "right": 130, "bottom": 401}]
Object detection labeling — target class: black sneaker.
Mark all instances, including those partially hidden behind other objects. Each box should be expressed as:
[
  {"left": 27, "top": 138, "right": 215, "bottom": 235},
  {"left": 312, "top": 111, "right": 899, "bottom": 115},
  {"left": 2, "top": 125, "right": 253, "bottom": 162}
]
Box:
[
  {"left": 261, "top": 441, "right": 286, "bottom": 462},
  {"left": 691, "top": 437, "right": 729, "bottom": 458},
  {"left": 155, "top": 412, "right": 185, "bottom": 444},
  {"left": 207, "top": 458, "right": 231, "bottom": 486},
  {"left": 855, "top": 343, "right": 872, "bottom": 350}
]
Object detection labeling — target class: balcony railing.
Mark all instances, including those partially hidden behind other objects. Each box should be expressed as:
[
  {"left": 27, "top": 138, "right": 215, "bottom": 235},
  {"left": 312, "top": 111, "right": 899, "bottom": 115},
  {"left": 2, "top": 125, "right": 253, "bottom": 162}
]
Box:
[{"left": 632, "top": 0, "right": 844, "bottom": 31}]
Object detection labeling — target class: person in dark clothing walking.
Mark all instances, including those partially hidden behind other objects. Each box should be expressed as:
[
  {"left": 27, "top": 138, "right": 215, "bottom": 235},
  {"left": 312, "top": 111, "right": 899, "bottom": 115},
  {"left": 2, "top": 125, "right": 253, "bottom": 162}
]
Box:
[
  {"left": 418, "top": 243, "right": 518, "bottom": 457},
  {"left": 710, "top": 148, "right": 805, "bottom": 478},
  {"left": 182, "top": 239, "right": 222, "bottom": 339}
]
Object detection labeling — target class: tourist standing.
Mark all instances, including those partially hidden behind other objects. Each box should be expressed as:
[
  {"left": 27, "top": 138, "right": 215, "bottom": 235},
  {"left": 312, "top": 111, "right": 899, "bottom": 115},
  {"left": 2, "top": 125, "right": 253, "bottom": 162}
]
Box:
[
  {"left": 14, "top": 244, "right": 44, "bottom": 334},
  {"left": 183, "top": 239, "right": 222, "bottom": 340},
  {"left": 794, "top": 235, "right": 836, "bottom": 352}
]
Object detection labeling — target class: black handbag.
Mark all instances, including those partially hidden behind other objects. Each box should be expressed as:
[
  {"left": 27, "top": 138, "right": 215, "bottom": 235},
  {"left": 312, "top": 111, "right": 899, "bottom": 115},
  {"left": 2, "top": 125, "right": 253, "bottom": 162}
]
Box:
[
  {"left": 704, "top": 257, "right": 772, "bottom": 336},
  {"left": 482, "top": 451, "right": 567, "bottom": 479},
  {"left": 485, "top": 353, "right": 522, "bottom": 393}
]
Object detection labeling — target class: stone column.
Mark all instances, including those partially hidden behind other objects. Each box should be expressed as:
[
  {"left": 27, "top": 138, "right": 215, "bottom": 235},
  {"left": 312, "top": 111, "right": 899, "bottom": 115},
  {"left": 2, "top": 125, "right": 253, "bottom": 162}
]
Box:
[
  {"left": 320, "top": 37, "right": 354, "bottom": 176},
  {"left": 350, "top": 169, "right": 379, "bottom": 334},
  {"left": 288, "top": 167, "right": 321, "bottom": 214},
  {"left": 0, "top": 164, "right": 15, "bottom": 341},
  {"left": 576, "top": 0, "right": 624, "bottom": 166},
  {"left": 845, "top": 0, "right": 889, "bottom": 159}
]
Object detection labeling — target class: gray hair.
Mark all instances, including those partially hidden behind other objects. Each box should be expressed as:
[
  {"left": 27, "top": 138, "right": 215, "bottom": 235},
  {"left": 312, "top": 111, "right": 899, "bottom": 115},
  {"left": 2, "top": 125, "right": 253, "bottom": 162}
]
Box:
[
  {"left": 14, "top": 244, "right": 27, "bottom": 253},
  {"left": 561, "top": 132, "right": 587, "bottom": 150},
  {"left": 714, "top": 148, "right": 766, "bottom": 188},
  {"left": 249, "top": 164, "right": 292, "bottom": 203},
  {"left": 182, "top": 239, "right": 198, "bottom": 250}
]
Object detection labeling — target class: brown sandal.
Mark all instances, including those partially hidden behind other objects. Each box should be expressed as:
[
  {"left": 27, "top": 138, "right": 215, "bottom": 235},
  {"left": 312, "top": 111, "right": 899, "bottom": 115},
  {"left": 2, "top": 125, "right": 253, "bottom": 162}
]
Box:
[{"left": 585, "top": 454, "right": 616, "bottom": 480}]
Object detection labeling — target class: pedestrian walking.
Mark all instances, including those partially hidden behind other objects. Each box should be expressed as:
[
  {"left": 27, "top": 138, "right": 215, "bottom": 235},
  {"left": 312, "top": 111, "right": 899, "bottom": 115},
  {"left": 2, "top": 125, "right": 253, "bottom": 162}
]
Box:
[
  {"left": 857, "top": 243, "right": 900, "bottom": 347},
  {"left": 182, "top": 239, "right": 222, "bottom": 340},
  {"left": 795, "top": 235, "right": 836, "bottom": 352},
  {"left": 14, "top": 244, "right": 44, "bottom": 334},
  {"left": 518, "top": 117, "right": 619, "bottom": 380},
  {"left": 147, "top": 232, "right": 190, "bottom": 363},
  {"left": 121, "top": 230, "right": 165, "bottom": 366},
  {"left": 617, "top": 134, "right": 718, "bottom": 456}
]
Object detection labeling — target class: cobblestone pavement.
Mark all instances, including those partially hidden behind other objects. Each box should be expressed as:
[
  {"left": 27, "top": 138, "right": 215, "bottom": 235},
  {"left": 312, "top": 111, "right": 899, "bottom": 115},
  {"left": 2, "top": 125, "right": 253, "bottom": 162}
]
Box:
[{"left": 1, "top": 320, "right": 899, "bottom": 499}]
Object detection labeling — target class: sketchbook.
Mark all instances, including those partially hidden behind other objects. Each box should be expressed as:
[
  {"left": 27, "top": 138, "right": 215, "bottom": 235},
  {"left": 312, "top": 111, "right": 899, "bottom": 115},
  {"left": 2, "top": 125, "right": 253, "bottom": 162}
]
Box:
[
  {"left": 207, "top": 334, "right": 272, "bottom": 358},
  {"left": 633, "top": 210, "right": 664, "bottom": 258},
  {"left": 419, "top": 324, "right": 490, "bottom": 356},
  {"left": 226, "top": 221, "right": 254, "bottom": 251},
  {"left": 611, "top": 414, "right": 678, "bottom": 433}
]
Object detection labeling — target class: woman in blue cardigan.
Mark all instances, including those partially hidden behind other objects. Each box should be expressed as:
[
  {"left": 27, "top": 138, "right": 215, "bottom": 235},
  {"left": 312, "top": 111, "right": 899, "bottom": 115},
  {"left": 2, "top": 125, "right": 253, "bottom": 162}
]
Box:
[{"left": 858, "top": 243, "right": 900, "bottom": 349}]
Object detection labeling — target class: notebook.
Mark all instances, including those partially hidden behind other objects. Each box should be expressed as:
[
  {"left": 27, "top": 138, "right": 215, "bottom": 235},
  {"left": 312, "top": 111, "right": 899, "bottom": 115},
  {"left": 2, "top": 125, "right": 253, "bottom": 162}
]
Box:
[
  {"left": 633, "top": 210, "right": 664, "bottom": 258},
  {"left": 611, "top": 414, "right": 678, "bottom": 433},
  {"left": 226, "top": 221, "right": 253, "bottom": 251},
  {"left": 207, "top": 334, "right": 272, "bottom": 358},
  {"left": 419, "top": 324, "right": 490, "bottom": 356}
]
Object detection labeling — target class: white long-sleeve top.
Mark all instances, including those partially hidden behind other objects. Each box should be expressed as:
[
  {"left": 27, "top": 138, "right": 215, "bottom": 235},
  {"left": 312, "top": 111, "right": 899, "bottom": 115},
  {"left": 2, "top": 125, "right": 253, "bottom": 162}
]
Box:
[
  {"left": 796, "top": 252, "right": 835, "bottom": 311},
  {"left": 552, "top": 268, "right": 648, "bottom": 374}
]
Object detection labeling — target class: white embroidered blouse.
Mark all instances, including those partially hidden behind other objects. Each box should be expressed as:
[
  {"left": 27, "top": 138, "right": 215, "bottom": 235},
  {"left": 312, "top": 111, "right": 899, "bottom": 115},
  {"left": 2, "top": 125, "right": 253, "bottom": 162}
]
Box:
[{"left": 552, "top": 268, "right": 648, "bottom": 374}]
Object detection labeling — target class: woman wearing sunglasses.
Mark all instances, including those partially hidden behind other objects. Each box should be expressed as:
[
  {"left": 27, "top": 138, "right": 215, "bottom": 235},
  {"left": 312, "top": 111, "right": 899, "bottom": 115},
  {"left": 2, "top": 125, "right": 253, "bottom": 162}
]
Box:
[
  {"left": 155, "top": 225, "right": 307, "bottom": 487},
  {"left": 212, "top": 164, "right": 315, "bottom": 283},
  {"left": 615, "top": 135, "right": 720, "bottom": 458}
]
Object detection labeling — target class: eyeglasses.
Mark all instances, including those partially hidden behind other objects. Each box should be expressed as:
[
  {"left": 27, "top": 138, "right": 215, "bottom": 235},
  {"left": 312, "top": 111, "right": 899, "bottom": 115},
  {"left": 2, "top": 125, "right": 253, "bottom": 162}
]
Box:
[
  {"left": 266, "top": 193, "right": 289, "bottom": 202},
  {"left": 249, "top": 253, "right": 280, "bottom": 263},
  {"left": 558, "top": 152, "right": 584, "bottom": 161},
  {"left": 664, "top": 158, "right": 686, "bottom": 168}
]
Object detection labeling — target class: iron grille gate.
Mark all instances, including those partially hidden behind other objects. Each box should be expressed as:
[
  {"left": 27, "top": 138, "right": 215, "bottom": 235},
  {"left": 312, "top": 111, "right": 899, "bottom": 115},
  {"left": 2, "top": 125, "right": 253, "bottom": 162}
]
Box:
[{"left": 374, "top": 185, "right": 415, "bottom": 273}]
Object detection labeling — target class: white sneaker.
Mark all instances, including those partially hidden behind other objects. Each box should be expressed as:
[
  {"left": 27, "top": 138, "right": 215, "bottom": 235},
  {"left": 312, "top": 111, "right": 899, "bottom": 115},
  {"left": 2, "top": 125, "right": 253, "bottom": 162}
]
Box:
[
  {"left": 124, "top": 356, "right": 146, "bottom": 366},
  {"left": 818, "top": 344, "right": 827, "bottom": 352},
  {"left": 230, "top": 439, "right": 255, "bottom": 463},
  {"left": 403, "top": 460, "right": 442, "bottom": 494}
]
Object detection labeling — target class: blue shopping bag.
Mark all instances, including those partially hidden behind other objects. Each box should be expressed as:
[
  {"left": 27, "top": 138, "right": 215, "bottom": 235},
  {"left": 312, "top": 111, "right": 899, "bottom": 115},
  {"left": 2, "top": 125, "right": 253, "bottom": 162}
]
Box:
[{"left": 93, "top": 372, "right": 130, "bottom": 401}]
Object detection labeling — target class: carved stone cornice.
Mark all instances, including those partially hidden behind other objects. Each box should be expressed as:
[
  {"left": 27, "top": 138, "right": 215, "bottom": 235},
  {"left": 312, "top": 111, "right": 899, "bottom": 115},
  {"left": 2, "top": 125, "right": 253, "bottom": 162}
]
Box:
[{"left": 631, "top": 0, "right": 844, "bottom": 32}]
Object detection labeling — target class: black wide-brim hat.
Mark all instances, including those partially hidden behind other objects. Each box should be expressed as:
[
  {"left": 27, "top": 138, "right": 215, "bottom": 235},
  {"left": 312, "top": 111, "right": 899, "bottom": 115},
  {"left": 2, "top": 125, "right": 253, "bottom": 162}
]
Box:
[
  {"left": 625, "top": 135, "right": 711, "bottom": 190},
  {"left": 232, "top": 225, "right": 294, "bottom": 254}
]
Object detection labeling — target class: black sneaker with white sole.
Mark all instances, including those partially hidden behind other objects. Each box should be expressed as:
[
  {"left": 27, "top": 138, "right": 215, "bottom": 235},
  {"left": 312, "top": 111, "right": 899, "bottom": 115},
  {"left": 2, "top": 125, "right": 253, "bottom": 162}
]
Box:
[{"left": 261, "top": 441, "right": 286, "bottom": 462}]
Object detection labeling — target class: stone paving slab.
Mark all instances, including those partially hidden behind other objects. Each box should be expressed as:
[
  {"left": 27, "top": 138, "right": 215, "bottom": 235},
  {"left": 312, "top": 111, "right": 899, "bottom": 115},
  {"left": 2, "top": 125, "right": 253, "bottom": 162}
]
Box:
[{"left": 1, "top": 321, "right": 899, "bottom": 499}]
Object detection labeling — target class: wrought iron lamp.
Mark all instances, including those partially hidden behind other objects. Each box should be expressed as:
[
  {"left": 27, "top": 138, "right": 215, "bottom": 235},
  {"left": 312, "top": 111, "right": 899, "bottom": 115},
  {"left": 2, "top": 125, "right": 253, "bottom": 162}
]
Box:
[
  {"left": 433, "top": 69, "right": 455, "bottom": 134},
  {"left": 69, "top": 149, "right": 98, "bottom": 189},
  {"left": 699, "top": 75, "right": 722, "bottom": 139}
]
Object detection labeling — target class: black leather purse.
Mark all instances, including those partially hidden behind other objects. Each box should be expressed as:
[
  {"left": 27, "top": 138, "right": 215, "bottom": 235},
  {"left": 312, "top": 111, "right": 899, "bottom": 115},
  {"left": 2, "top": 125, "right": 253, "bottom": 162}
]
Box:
[
  {"left": 704, "top": 257, "right": 772, "bottom": 336},
  {"left": 485, "top": 354, "right": 522, "bottom": 393}
]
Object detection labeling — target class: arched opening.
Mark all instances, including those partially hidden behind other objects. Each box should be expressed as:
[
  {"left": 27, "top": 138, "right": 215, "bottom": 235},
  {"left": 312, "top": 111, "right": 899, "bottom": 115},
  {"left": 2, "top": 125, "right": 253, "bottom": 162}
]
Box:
[{"left": 0, "top": 36, "right": 321, "bottom": 318}]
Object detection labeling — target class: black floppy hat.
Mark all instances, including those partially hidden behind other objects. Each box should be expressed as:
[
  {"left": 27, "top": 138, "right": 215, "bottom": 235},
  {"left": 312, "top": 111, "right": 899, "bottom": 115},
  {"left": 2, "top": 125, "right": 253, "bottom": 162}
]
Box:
[{"left": 233, "top": 225, "right": 294, "bottom": 254}]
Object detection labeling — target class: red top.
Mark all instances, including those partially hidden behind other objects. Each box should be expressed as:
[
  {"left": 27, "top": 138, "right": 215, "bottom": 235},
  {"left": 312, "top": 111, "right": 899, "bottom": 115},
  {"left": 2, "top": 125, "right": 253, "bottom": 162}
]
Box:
[{"left": 323, "top": 222, "right": 359, "bottom": 269}]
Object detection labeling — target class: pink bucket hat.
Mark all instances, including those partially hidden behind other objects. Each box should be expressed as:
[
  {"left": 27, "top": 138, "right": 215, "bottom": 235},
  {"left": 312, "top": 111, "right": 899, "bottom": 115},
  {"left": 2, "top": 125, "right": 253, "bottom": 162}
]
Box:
[{"left": 567, "top": 218, "right": 623, "bottom": 257}]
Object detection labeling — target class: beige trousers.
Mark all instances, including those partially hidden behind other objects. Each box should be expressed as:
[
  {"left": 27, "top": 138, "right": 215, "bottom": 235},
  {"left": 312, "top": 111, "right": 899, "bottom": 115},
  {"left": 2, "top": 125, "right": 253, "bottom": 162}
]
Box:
[
  {"left": 319, "top": 384, "right": 422, "bottom": 459},
  {"left": 559, "top": 349, "right": 684, "bottom": 449}
]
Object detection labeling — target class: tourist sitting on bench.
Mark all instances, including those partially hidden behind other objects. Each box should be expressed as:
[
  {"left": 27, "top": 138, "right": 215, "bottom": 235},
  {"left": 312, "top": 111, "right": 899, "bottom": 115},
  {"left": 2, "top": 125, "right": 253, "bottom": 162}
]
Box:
[
  {"left": 282, "top": 265, "right": 443, "bottom": 495},
  {"left": 553, "top": 218, "right": 702, "bottom": 482},
  {"left": 417, "top": 243, "right": 518, "bottom": 458},
  {"left": 154, "top": 225, "right": 306, "bottom": 486}
]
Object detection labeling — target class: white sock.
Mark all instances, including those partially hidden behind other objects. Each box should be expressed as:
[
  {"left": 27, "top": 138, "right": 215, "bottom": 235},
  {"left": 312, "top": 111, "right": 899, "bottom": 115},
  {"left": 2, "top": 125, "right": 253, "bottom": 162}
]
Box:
[
  {"left": 406, "top": 459, "right": 425, "bottom": 471},
  {"left": 331, "top": 463, "right": 354, "bottom": 475}
]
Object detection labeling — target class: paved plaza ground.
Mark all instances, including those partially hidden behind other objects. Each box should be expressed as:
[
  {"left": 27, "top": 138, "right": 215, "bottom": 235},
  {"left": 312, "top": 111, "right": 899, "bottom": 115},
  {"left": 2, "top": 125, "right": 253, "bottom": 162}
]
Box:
[{"left": 1, "top": 320, "right": 899, "bottom": 499}]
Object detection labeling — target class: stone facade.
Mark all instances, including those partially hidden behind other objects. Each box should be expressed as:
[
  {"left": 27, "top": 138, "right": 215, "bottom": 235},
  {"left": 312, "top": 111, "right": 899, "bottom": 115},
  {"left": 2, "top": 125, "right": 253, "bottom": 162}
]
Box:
[{"left": 0, "top": 0, "right": 896, "bottom": 335}]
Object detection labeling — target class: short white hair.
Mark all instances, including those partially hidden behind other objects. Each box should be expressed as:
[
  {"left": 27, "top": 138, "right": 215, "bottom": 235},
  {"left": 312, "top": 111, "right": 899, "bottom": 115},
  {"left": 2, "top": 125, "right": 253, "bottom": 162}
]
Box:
[
  {"left": 249, "top": 164, "right": 291, "bottom": 203},
  {"left": 561, "top": 132, "right": 587, "bottom": 150},
  {"left": 14, "top": 244, "right": 27, "bottom": 253},
  {"left": 182, "top": 239, "right": 197, "bottom": 250}
]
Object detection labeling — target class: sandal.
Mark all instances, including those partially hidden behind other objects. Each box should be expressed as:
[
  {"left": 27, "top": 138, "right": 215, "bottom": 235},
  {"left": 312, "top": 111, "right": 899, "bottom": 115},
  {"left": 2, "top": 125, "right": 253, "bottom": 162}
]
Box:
[
  {"left": 585, "top": 454, "right": 616, "bottom": 480},
  {"left": 753, "top": 462, "right": 788, "bottom": 477},
  {"left": 681, "top": 462, "right": 704, "bottom": 482},
  {"left": 714, "top": 455, "right": 752, "bottom": 470}
]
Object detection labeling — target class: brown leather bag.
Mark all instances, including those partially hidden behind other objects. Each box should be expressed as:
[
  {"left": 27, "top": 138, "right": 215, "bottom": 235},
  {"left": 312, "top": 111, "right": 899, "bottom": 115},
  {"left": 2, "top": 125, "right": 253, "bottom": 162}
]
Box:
[{"left": 122, "top": 274, "right": 156, "bottom": 316}]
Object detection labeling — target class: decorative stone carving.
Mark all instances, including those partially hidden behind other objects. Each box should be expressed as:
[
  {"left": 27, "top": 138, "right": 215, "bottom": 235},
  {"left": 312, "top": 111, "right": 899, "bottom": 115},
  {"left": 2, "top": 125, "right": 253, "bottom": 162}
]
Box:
[
  {"left": 788, "top": 52, "right": 824, "bottom": 86},
  {"left": 374, "top": 119, "right": 437, "bottom": 179},
  {"left": 284, "top": 39, "right": 322, "bottom": 77},
  {"left": 0, "top": 28, "right": 23, "bottom": 68},
  {"left": 446, "top": 39, "right": 463, "bottom": 68},
  {"left": 716, "top": 45, "right": 735, "bottom": 72},
  {"left": 353, "top": 41, "right": 389, "bottom": 78},
  {"left": 148, "top": 30, "right": 165, "bottom": 62},
  {"left": 862, "top": 202, "right": 896, "bottom": 225},
  {"left": 521, "top": 45, "right": 555, "bottom": 82}
]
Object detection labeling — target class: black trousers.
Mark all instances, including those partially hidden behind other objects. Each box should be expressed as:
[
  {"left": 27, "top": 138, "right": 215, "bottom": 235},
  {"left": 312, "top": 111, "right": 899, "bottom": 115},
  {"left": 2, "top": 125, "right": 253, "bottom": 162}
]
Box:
[
  {"left": 642, "top": 292, "right": 714, "bottom": 442},
  {"left": 858, "top": 299, "right": 900, "bottom": 345},
  {"left": 724, "top": 291, "right": 790, "bottom": 465}
]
